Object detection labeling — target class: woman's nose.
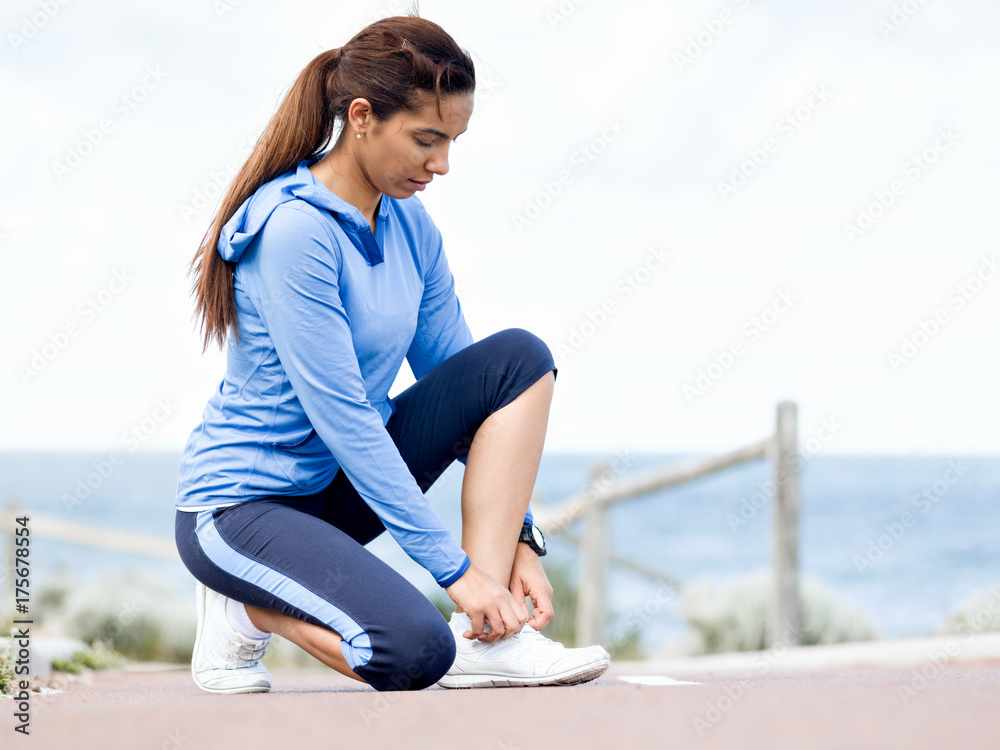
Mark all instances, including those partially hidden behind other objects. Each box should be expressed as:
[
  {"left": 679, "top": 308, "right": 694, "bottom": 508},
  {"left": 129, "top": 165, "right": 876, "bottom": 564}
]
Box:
[{"left": 426, "top": 146, "right": 450, "bottom": 176}]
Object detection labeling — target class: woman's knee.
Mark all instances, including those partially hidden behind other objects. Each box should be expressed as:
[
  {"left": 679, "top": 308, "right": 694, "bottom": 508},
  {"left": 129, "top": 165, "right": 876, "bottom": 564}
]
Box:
[
  {"left": 490, "top": 327, "right": 551, "bottom": 360},
  {"left": 482, "top": 328, "right": 556, "bottom": 378},
  {"left": 363, "top": 612, "right": 456, "bottom": 691}
]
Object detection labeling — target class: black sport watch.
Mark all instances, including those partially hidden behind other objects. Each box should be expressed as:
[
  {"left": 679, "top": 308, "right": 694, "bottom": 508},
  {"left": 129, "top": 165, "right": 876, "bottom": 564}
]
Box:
[{"left": 519, "top": 523, "right": 547, "bottom": 556}]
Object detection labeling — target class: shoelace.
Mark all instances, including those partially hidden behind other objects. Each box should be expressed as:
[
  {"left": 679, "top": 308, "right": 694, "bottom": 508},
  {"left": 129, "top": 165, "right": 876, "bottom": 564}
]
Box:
[
  {"left": 511, "top": 625, "right": 557, "bottom": 646},
  {"left": 229, "top": 639, "right": 268, "bottom": 664}
]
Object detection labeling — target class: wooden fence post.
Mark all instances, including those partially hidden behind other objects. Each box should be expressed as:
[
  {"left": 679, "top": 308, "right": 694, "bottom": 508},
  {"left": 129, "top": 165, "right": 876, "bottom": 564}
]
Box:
[
  {"left": 772, "top": 401, "right": 801, "bottom": 646},
  {"left": 575, "top": 464, "right": 609, "bottom": 647}
]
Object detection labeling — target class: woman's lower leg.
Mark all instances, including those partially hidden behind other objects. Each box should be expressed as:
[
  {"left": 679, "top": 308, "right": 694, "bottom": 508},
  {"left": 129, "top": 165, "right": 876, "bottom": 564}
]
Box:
[
  {"left": 245, "top": 605, "right": 366, "bottom": 683},
  {"left": 459, "top": 371, "right": 555, "bottom": 589}
]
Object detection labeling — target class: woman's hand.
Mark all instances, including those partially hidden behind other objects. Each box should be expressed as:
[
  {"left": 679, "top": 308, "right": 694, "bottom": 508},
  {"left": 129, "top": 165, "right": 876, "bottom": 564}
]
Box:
[
  {"left": 508, "top": 542, "right": 555, "bottom": 630},
  {"left": 445, "top": 564, "right": 528, "bottom": 643}
]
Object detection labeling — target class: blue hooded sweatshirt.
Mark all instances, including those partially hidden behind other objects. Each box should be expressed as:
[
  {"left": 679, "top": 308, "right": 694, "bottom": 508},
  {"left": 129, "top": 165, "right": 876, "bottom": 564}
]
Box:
[{"left": 175, "top": 156, "right": 477, "bottom": 587}]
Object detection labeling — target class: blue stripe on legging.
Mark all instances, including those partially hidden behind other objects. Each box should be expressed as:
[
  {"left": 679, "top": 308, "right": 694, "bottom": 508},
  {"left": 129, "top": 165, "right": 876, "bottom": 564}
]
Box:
[{"left": 195, "top": 510, "right": 373, "bottom": 670}]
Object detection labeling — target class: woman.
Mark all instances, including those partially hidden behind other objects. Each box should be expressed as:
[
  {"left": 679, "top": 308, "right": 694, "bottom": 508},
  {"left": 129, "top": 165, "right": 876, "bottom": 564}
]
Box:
[{"left": 175, "top": 15, "right": 610, "bottom": 693}]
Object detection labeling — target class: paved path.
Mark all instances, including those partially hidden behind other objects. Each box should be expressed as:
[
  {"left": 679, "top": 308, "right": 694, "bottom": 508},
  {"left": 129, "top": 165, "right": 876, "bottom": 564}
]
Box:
[{"left": 10, "top": 661, "right": 1000, "bottom": 749}]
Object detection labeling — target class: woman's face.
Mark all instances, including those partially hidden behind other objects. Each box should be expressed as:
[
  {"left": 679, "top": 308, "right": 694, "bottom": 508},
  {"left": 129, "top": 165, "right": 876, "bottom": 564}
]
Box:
[{"left": 359, "top": 91, "right": 474, "bottom": 199}]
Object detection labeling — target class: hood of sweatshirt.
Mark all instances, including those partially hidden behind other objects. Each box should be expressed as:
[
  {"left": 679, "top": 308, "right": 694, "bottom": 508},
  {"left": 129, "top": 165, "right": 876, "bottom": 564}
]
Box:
[{"left": 217, "top": 156, "right": 390, "bottom": 267}]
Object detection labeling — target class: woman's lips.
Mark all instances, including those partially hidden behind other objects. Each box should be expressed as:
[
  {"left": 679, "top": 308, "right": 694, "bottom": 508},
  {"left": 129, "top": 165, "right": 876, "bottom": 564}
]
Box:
[{"left": 409, "top": 179, "right": 429, "bottom": 191}]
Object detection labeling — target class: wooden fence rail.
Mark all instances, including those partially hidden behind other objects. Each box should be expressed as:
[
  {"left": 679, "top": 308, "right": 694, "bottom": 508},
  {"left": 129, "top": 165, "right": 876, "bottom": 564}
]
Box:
[
  {"left": 533, "top": 401, "right": 801, "bottom": 649},
  {"left": 0, "top": 502, "right": 180, "bottom": 616}
]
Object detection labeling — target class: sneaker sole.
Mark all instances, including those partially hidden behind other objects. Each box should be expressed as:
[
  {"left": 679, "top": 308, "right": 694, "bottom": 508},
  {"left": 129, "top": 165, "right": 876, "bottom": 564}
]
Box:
[
  {"left": 437, "top": 658, "right": 610, "bottom": 689},
  {"left": 193, "top": 678, "right": 272, "bottom": 695}
]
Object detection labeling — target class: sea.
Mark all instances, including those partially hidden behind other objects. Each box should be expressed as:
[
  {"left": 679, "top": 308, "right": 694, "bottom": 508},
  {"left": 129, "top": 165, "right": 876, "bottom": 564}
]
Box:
[{"left": 2, "top": 451, "right": 997, "bottom": 653}]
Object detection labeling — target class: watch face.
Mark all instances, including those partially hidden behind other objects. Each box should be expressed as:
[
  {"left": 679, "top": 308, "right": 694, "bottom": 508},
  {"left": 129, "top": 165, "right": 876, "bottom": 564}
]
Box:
[{"left": 531, "top": 526, "right": 545, "bottom": 549}]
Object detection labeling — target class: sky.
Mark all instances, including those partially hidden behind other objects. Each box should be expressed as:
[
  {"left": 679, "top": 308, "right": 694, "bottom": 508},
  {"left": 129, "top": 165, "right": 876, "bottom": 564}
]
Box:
[{"left": 1, "top": 0, "right": 998, "bottom": 456}]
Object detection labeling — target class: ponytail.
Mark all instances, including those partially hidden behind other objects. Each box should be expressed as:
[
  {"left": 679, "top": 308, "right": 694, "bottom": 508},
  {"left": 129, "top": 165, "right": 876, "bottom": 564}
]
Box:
[{"left": 188, "top": 48, "right": 342, "bottom": 352}]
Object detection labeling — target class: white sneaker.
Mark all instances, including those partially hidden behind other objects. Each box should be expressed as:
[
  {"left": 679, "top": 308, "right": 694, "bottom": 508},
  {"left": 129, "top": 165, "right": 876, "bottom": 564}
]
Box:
[
  {"left": 437, "top": 613, "right": 610, "bottom": 689},
  {"left": 191, "top": 581, "right": 272, "bottom": 694}
]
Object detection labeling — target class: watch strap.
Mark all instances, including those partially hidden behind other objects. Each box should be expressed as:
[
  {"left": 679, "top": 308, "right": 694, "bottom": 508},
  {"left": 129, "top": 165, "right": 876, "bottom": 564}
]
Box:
[{"left": 519, "top": 522, "right": 547, "bottom": 556}]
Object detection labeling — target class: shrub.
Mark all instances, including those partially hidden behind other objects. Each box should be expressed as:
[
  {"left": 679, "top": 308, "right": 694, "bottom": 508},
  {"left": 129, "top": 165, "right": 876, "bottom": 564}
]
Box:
[
  {"left": 0, "top": 637, "right": 11, "bottom": 694},
  {"left": 937, "top": 584, "right": 1000, "bottom": 636},
  {"left": 682, "top": 572, "right": 878, "bottom": 654},
  {"left": 45, "top": 576, "right": 195, "bottom": 664},
  {"left": 51, "top": 644, "right": 123, "bottom": 674}
]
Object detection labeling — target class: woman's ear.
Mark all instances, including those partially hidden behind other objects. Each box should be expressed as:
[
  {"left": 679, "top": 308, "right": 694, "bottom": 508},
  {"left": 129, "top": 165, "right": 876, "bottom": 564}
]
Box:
[{"left": 347, "top": 98, "right": 373, "bottom": 138}]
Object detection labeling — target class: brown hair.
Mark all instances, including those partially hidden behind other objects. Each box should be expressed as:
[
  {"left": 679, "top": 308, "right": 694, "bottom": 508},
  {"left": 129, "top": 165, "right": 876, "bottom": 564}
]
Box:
[{"left": 188, "top": 16, "right": 476, "bottom": 351}]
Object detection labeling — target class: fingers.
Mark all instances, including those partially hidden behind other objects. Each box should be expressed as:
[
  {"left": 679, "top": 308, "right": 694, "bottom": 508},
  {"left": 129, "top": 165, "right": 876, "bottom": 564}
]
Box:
[
  {"left": 448, "top": 564, "right": 535, "bottom": 643},
  {"left": 526, "top": 585, "right": 555, "bottom": 630},
  {"left": 467, "top": 610, "right": 502, "bottom": 644},
  {"left": 510, "top": 581, "right": 528, "bottom": 628},
  {"left": 474, "top": 595, "right": 527, "bottom": 643},
  {"left": 469, "top": 607, "right": 507, "bottom": 644},
  {"left": 515, "top": 596, "right": 530, "bottom": 621},
  {"left": 528, "top": 597, "right": 555, "bottom": 630},
  {"left": 479, "top": 617, "right": 503, "bottom": 644},
  {"left": 509, "top": 578, "right": 527, "bottom": 611},
  {"left": 466, "top": 611, "right": 487, "bottom": 642},
  {"left": 497, "top": 599, "right": 527, "bottom": 640},
  {"left": 448, "top": 564, "right": 505, "bottom": 643}
]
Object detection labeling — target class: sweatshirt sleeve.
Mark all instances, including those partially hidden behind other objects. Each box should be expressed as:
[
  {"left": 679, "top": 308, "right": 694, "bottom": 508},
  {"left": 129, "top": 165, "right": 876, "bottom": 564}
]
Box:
[
  {"left": 402, "top": 213, "right": 535, "bottom": 526},
  {"left": 244, "top": 203, "right": 471, "bottom": 587},
  {"left": 404, "top": 215, "right": 474, "bottom": 381}
]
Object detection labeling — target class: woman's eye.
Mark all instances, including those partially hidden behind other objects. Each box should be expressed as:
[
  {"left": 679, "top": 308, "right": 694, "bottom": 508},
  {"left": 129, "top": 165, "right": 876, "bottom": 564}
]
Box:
[{"left": 416, "top": 139, "right": 433, "bottom": 148}]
